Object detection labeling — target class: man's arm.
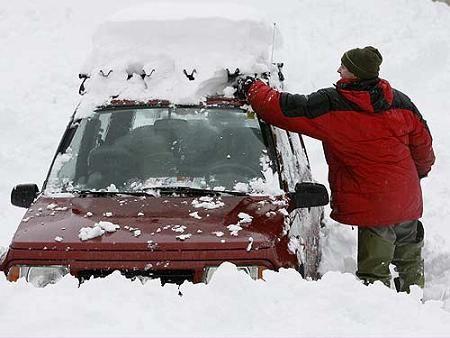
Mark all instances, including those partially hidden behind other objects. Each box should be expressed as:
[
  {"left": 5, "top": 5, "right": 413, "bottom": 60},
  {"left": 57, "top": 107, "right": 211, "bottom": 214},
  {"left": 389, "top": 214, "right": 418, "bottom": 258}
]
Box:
[
  {"left": 408, "top": 113, "right": 435, "bottom": 178},
  {"left": 247, "top": 80, "right": 333, "bottom": 141}
]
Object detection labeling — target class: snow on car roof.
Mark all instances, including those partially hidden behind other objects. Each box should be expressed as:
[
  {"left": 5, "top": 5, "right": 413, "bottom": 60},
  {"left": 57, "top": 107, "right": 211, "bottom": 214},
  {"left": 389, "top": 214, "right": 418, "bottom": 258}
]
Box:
[
  {"left": 109, "top": 2, "right": 269, "bottom": 22},
  {"left": 76, "top": 2, "right": 282, "bottom": 118}
]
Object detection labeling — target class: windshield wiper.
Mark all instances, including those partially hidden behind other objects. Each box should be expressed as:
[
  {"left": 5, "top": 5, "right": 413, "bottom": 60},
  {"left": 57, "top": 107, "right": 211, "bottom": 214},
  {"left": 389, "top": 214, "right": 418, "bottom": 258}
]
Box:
[
  {"left": 72, "top": 189, "right": 158, "bottom": 197},
  {"left": 143, "top": 186, "right": 247, "bottom": 196}
]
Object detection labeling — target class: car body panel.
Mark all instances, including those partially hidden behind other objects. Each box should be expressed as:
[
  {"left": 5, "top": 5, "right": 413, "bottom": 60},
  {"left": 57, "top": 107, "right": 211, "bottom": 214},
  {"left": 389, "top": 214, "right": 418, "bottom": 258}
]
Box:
[
  {"left": 11, "top": 195, "right": 289, "bottom": 251},
  {"left": 2, "top": 99, "right": 325, "bottom": 284}
]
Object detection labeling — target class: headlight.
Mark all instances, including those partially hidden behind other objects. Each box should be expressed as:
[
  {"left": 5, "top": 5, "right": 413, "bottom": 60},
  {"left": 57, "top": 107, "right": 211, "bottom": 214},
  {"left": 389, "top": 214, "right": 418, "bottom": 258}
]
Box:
[
  {"left": 203, "top": 265, "right": 265, "bottom": 284},
  {"left": 7, "top": 265, "right": 69, "bottom": 287}
]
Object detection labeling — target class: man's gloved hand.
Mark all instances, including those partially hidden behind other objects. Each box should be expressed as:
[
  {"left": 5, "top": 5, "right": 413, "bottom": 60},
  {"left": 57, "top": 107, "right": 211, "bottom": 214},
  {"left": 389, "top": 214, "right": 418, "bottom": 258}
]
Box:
[{"left": 235, "top": 75, "right": 256, "bottom": 100}]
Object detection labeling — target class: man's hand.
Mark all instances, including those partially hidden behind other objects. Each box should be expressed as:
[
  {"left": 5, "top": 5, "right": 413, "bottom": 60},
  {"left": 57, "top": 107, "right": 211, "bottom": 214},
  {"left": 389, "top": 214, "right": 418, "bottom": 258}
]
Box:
[{"left": 235, "top": 76, "right": 256, "bottom": 100}]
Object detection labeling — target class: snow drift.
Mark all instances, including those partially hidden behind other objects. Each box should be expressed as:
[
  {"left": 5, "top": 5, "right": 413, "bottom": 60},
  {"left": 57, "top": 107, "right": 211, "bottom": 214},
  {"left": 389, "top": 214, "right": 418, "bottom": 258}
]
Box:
[{"left": 0, "top": 0, "right": 450, "bottom": 336}]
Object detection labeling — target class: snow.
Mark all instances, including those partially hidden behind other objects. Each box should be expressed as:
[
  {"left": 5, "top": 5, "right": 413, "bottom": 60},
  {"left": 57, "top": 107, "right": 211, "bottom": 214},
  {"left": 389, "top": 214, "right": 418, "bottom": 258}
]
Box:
[
  {"left": 227, "top": 224, "right": 243, "bottom": 236},
  {"left": 75, "top": 2, "right": 278, "bottom": 117},
  {"left": 171, "top": 225, "right": 187, "bottom": 233},
  {"left": 189, "top": 211, "right": 202, "bottom": 219},
  {"left": 238, "top": 212, "right": 253, "bottom": 224},
  {"left": 78, "top": 221, "right": 121, "bottom": 241},
  {"left": 191, "top": 196, "right": 225, "bottom": 209},
  {"left": 212, "top": 231, "right": 224, "bottom": 237},
  {"left": 246, "top": 237, "right": 254, "bottom": 252},
  {"left": 0, "top": 0, "right": 450, "bottom": 336},
  {"left": 78, "top": 226, "right": 104, "bottom": 241},
  {"left": 176, "top": 233, "right": 192, "bottom": 241}
]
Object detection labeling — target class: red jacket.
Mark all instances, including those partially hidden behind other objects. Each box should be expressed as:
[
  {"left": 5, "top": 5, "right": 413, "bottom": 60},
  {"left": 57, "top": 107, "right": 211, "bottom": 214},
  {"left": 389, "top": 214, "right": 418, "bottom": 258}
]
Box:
[{"left": 248, "top": 79, "right": 435, "bottom": 226}]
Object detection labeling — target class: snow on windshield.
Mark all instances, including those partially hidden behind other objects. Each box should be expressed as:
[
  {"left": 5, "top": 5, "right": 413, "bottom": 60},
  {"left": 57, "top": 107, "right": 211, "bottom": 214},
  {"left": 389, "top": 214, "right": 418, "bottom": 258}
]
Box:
[{"left": 76, "top": 3, "right": 281, "bottom": 117}]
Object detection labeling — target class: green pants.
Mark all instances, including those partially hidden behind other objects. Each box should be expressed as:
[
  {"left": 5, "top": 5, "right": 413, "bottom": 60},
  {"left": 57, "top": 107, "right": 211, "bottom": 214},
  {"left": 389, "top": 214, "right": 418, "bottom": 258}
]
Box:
[{"left": 356, "top": 220, "right": 424, "bottom": 292}]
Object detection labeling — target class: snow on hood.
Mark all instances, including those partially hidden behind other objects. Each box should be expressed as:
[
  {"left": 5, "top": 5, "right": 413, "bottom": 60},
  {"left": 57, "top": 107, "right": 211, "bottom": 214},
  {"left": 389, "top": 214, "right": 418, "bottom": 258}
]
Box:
[{"left": 76, "top": 2, "right": 282, "bottom": 117}]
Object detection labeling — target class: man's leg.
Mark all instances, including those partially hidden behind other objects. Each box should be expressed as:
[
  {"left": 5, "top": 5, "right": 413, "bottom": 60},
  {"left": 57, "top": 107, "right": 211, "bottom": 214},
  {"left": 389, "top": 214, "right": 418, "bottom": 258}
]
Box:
[
  {"left": 392, "top": 220, "right": 425, "bottom": 293},
  {"left": 356, "top": 226, "right": 396, "bottom": 287}
]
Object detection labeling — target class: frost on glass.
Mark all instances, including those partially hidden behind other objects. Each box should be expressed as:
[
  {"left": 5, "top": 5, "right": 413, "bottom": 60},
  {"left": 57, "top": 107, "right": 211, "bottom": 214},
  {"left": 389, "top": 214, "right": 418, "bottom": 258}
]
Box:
[
  {"left": 45, "top": 107, "right": 282, "bottom": 196},
  {"left": 46, "top": 148, "right": 75, "bottom": 193}
]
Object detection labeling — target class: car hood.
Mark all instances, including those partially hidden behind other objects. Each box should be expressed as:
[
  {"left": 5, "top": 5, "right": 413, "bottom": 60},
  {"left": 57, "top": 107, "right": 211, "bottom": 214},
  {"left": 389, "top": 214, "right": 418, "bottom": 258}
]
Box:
[{"left": 11, "top": 194, "right": 290, "bottom": 252}]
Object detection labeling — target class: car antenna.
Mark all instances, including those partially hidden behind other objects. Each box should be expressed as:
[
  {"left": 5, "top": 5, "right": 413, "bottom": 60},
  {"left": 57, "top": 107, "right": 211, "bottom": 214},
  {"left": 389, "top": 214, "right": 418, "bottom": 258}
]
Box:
[
  {"left": 270, "top": 23, "right": 277, "bottom": 64},
  {"left": 270, "top": 23, "right": 285, "bottom": 88},
  {"left": 183, "top": 69, "right": 197, "bottom": 81}
]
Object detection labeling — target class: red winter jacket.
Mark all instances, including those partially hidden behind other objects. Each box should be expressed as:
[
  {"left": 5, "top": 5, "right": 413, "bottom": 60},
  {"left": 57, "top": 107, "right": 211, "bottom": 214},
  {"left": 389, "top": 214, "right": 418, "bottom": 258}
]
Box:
[{"left": 248, "top": 78, "right": 435, "bottom": 226}]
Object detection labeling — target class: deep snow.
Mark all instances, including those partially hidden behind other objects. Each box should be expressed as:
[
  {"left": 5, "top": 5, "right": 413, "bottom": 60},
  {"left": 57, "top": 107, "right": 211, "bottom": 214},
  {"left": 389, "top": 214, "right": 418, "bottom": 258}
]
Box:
[{"left": 1, "top": 0, "right": 450, "bottom": 336}]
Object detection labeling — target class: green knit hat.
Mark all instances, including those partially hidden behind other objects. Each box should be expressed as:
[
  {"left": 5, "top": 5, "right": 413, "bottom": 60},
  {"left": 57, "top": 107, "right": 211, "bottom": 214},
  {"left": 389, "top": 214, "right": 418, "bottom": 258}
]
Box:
[{"left": 341, "top": 46, "right": 383, "bottom": 80}]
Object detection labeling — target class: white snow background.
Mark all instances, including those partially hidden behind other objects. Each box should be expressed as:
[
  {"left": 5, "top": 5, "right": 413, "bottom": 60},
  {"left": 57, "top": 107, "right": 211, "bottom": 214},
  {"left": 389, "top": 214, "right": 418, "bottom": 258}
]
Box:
[{"left": 0, "top": 0, "right": 450, "bottom": 336}]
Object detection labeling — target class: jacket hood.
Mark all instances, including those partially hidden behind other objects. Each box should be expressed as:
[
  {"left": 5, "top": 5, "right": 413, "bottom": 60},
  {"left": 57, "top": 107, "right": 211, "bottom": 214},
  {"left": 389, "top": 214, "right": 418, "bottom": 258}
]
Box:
[{"left": 336, "top": 78, "right": 393, "bottom": 113}]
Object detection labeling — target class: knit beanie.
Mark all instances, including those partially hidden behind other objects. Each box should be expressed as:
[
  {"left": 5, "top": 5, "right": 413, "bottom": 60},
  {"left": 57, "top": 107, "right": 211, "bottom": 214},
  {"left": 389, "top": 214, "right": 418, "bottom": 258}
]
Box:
[{"left": 341, "top": 46, "right": 383, "bottom": 80}]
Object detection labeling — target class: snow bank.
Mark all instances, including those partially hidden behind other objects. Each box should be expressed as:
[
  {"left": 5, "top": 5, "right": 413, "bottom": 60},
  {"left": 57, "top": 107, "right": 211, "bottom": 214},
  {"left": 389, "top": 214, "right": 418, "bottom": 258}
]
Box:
[{"left": 1, "top": 263, "right": 450, "bottom": 336}]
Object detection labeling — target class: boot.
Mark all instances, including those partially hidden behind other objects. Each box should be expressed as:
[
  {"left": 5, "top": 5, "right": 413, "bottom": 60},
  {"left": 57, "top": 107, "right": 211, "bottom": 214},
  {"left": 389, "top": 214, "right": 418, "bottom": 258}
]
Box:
[
  {"left": 392, "top": 221, "right": 425, "bottom": 293},
  {"left": 357, "top": 227, "right": 395, "bottom": 287}
]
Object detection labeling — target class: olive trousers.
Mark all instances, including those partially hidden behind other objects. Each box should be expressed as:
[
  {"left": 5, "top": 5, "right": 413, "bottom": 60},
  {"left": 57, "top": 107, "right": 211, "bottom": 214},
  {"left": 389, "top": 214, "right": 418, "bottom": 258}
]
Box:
[{"left": 356, "top": 220, "right": 424, "bottom": 292}]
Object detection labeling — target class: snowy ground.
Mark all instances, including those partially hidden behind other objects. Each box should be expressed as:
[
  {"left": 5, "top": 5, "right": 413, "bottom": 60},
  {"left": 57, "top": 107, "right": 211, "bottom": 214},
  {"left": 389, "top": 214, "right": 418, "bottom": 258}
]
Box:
[{"left": 1, "top": 0, "right": 450, "bottom": 336}]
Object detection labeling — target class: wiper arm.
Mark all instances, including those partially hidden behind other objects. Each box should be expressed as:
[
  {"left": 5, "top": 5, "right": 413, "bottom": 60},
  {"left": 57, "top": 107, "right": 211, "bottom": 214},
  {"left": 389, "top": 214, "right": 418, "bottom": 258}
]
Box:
[
  {"left": 143, "top": 186, "right": 247, "bottom": 196},
  {"left": 73, "top": 189, "right": 158, "bottom": 197}
]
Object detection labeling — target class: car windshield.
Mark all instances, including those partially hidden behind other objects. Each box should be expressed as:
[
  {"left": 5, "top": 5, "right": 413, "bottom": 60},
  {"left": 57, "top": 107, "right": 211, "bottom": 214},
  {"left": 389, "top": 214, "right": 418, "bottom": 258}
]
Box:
[{"left": 46, "top": 106, "right": 276, "bottom": 194}]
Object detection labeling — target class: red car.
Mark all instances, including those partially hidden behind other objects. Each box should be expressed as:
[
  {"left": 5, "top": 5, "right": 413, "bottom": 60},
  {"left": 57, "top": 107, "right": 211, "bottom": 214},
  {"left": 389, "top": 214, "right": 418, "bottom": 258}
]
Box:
[{"left": 1, "top": 96, "right": 328, "bottom": 287}]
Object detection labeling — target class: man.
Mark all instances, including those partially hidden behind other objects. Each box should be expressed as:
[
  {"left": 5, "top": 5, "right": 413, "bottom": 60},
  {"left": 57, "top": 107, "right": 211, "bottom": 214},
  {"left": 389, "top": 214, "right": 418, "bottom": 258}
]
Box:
[{"left": 237, "top": 46, "right": 435, "bottom": 292}]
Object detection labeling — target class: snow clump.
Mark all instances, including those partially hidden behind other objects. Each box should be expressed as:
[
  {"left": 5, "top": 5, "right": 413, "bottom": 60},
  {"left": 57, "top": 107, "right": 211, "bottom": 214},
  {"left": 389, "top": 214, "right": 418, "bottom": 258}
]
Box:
[
  {"left": 79, "top": 221, "right": 121, "bottom": 241},
  {"left": 227, "top": 224, "right": 243, "bottom": 236},
  {"left": 189, "top": 211, "right": 202, "bottom": 219},
  {"left": 192, "top": 196, "right": 225, "bottom": 209},
  {"left": 212, "top": 231, "right": 224, "bottom": 237},
  {"left": 176, "top": 233, "right": 192, "bottom": 241},
  {"left": 238, "top": 212, "right": 253, "bottom": 224},
  {"left": 171, "top": 225, "right": 187, "bottom": 233}
]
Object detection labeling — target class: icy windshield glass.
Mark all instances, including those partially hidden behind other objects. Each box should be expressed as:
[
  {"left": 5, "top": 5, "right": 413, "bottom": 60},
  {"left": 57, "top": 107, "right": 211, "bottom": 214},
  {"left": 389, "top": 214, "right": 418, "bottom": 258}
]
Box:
[{"left": 46, "top": 107, "right": 277, "bottom": 194}]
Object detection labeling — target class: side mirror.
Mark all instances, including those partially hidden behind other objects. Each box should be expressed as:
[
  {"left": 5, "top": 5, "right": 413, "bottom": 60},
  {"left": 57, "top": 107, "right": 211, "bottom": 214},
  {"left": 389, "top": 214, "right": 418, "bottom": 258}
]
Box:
[
  {"left": 290, "top": 182, "right": 329, "bottom": 209},
  {"left": 11, "top": 184, "right": 39, "bottom": 208}
]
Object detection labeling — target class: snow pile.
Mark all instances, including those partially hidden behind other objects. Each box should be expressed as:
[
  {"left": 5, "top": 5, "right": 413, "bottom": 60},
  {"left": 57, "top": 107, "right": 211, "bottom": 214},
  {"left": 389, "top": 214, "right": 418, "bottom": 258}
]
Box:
[
  {"left": 1, "top": 263, "right": 450, "bottom": 336},
  {"left": 78, "top": 221, "right": 121, "bottom": 241},
  {"left": 76, "top": 2, "right": 279, "bottom": 116}
]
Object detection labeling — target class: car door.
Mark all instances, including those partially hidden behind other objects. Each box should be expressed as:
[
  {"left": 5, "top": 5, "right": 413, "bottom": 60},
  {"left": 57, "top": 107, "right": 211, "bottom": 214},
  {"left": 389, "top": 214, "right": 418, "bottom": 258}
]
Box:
[{"left": 271, "top": 126, "right": 323, "bottom": 279}]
